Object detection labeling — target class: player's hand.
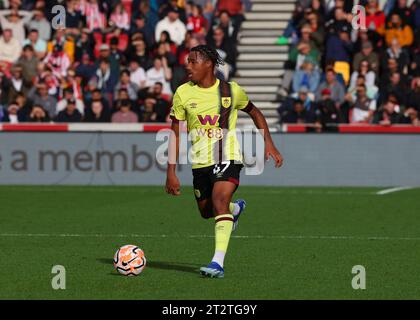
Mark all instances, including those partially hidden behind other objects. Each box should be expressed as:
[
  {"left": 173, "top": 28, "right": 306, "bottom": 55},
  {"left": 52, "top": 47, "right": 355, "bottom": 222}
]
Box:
[
  {"left": 165, "top": 174, "right": 181, "bottom": 196},
  {"left": 265, "top": 142, "right": 284, "bottom": 168}
]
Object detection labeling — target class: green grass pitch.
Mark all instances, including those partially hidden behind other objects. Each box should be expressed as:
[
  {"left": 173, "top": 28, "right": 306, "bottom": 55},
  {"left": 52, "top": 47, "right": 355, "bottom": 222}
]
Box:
[{"left": 0, "top": 185, "right": 419, "bottom": 299}]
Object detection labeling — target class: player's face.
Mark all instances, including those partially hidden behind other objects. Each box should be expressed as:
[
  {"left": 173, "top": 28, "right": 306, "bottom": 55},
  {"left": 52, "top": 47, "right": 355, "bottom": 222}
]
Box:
[{"left": 186, "top": 52, "right": 210, "bottom": 83}]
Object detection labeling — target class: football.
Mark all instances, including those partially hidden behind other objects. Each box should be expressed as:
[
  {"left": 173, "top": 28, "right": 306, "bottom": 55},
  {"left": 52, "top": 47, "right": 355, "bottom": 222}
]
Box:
[{"left": 113, "top": 245, "right": 146, "bottom": 276}]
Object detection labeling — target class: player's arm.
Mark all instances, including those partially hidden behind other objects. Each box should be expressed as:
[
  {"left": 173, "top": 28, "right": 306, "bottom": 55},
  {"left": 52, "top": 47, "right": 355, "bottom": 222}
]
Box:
[
  {"left": 244, "top": 102, "right": 284, "bottom": 168},
  {"left": 165, "top": 120, "right": 181, "bottom": 195}
]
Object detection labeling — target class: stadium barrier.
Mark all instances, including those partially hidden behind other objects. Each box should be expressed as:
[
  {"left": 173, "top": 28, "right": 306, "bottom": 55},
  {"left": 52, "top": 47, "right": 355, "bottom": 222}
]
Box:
[
  {"left": 1, "top": 123, "right": 420, "bottom": 133},
  {"left": 1, "top": 123, "right": 419, "bottom": 186}
]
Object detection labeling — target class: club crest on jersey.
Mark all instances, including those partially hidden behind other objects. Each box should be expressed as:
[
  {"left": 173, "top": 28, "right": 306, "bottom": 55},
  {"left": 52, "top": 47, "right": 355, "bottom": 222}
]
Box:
[
  {"left": 221, "top": 97, "right": 231, "bottom": 108},
  {"left": 197, "top": 114, "right": 219, "bottom": 125}
]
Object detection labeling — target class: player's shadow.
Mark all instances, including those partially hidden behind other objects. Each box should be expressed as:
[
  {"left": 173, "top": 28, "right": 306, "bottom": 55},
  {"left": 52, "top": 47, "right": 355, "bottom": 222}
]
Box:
[
  {"left": 97, "top": 258, "right": 200, "bottom": 275},
  {"left": 147, "top": 261, "right": 201, "bottom": 274}
]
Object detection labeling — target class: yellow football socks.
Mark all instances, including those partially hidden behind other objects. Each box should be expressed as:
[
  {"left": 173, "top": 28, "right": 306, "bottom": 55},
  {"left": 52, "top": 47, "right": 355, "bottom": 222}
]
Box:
[{"left": 212, "top": 213, "right": 234, "bottom": 267}]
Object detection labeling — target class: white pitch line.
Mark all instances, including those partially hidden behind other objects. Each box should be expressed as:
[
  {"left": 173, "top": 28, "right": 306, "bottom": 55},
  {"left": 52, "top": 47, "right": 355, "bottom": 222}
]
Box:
[
  {"left": 376, "top": 186, "right": 414, "bottom": 195},
  {"left": 1, "top": 233, "right": 420, "bottom": 241}
]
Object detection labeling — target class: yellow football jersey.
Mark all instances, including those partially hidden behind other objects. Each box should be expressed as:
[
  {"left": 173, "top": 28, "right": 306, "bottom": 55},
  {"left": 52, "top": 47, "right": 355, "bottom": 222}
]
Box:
[{"left": 170, "top": 79, "right": 249, "bottom": 169}]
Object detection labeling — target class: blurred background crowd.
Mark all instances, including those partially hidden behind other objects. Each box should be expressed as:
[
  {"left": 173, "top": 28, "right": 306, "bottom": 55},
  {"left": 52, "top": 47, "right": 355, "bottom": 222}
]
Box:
[
  {"left": 277, "top": 0, "right": 420, "bottom": 129},
  {"left": 0, "top": 0, "right": 418, "bottom": 128},
  {"left": 0, "top": 0, "right": 247, "bottom": 123}
]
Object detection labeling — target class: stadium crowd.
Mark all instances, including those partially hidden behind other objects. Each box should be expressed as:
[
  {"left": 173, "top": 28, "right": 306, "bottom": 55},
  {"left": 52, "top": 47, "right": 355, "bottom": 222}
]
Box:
[
  {"left": 0, "top": 0, "right": 246, "bottom": 123},
  {"left": 277, "top": 0, "right": 420, "bottom": 129}
]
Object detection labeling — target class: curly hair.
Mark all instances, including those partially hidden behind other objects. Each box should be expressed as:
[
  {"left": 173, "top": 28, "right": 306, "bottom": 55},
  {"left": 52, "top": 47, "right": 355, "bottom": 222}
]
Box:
[{"left": 190, "top": 45, "right": 224, "bottom": 67}]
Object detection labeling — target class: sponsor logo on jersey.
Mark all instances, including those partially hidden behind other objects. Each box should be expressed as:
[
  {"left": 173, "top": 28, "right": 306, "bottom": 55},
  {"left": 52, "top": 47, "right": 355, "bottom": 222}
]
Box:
[{"left": 197, "top": 114, "right": 220, "bottom": 126}]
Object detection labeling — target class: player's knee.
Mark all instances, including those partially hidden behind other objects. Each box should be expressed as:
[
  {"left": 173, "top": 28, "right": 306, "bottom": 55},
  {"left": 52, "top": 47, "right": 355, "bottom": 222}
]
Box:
[{"left": 212, "top": 194, "right": 230, "bottom": 215}]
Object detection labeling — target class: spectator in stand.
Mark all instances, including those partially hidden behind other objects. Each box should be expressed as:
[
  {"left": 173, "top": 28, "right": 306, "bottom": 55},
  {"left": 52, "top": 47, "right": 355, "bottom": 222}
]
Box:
[
  {"left": 348, "top": 74, "right": 379, "bottom": 101},
  {"left": 0, "top": 28, "right": 22, "bottom": 76},
  {"left": 364, "top": 0, "right": 386, "bottom": 36},
  {"left": 128, "top": 38, "right": 153, "bottom": 71},
  {"left": 209, "top": 10, "right": 238, "bottom": 43},
  {"left": 0, "top": 8, "right": 34, "bottom": 44},
  {"left": 94, "top": 58, "right": 119, "bottom": 103},
  {"left": 84, "top": 100, "right": 111, "bottom": 122},
  {"left": 280, "top": 98, "right": 319, "bottom": 125},
  {"left": 186, "top": 3, "right": 208, "bottom": 41},
  {"left": 56, "top": 88, "right": 85, "bottom": 116},
  {"left": 145, "top": 57, "right": 173, "bottom": 96},
  {"left": 157, "top": 31, "right": 178, "bottom": 57},
  {"left": 305, "top": 11, "right": 326, "bottom": 52},
  {"left": 384, "top": 38, "right": 411, "bottom": 76},
  {"left": 150, "top": 82, "right": 170, "bottom": 122},
  {"left": 27, "top": 81, "right": 57, "bottom": 119},
  {"left": 155, "top": 7, "right": 187, "bottom": 46},
  {"left": 17, "top": 45, "right": 39, "bottom": 83},
  {"left": 84, "top": 87, "right": 110, "bottom": 111},
  {"left": 55, "top": 98, "right": 83, "bottom": 123},
  {"left": 129, "top": 59, "right": 146, "bottom": 89},
  {"left": 43, "top": 44, "right": 71, "bottom": 79},
  {"left": 159, "top": 0, "right": 187, "bottom": 23},
  {"left": 349, "top": 60, "right": 376, "bottom": 91},
  {"left": 27, "top": 9, "right": 51, "bottom": 42},
  {"left": 154, "top": 40, "right": 177, "bottom": 69},
  {"left": 138, "top": 96, "right": 158, "bottom": 122},
  {"left": 317, "top": 88, "right": 341, "bottom": 131},
  {"left": 6, "top": 64, "right": 32, "bottom": 104},
  {"left": 297, "top": 23, "right": 319, "bottom": 51},
  {"left": 109, "top": 37, "right": 127, "bottom": 66},
  {"left": 208, "top": 27, "right": 237, "bottom": 81},
  {"left": 406, "top": 77, "right": 420, "bottom": 112},
  {"left": 216, "top": 0, "right": 245, "bottom": 33},
  {"left": 109, "top": 2, "right": 130, "bottom": 34},
  {"left": 292, "top": 57, "right": 320, "bottom": 96},
  {"left": 27, "top": 104, "right": 50, "bottom": 122},
  {"left": 65, "top": 0, "right": 83, "bottom": 36},
  {"left": 75, "top": 53, "right": 96, "bottom": 87},
  {"left": 130, "top": 14, "right": 153, "bottom": 48},
  {"left": 80, "top": 0, "right": 107, "bottom": 32},
  {"left": 316, "top": 68, "right": 346, "bottom": 108},
  {"left": 412, "top": 0, "right": 420, "bottom": 30},
  {"left": 325, "top": 24, "right": 353, "bottom": 85},
  {"left": 379, "top": 71, "right": 408, "bottom": 107},
  {"left": 347, "top": 85, "right": 377, "bottom": 124},
  {"left": 325, "top": 6, "right": 352, "bottom": 36},
  {"left": 390, "top": 0, "right": 414, "bottom": 27},
  {"left": 74, "top": 29, "right": 95, "bottom": 62},
  {"left": 373, "top": 99, "right": 404, "bottom": 125},
  {"left": 111, "top": 98, "right": 138, "bottom": 123},
  {"left": 280, "top": 41, "right": 320, "bottom": 97},
  {"left": 22, "top": 29, "right": 47, "bottom": 59},
  {"left": 380, "top": 57, "right": 401, "bottom": 89},
  {"left": 14, "top": 92, "right": 32, "bottom": 119},
  {"left": 96, "top": 43, "right": 120, "bottom": 78},
  {"left": 3, "top": 102, "right": 21, "bottom": 123},
  {"left": 385, "top": 13, "right": 414, "bottom": 47},
  {"left": 114, "top": 69, "right": 139, "bottom": 102},
  {"left": 352, "top": 41, "right": 380, "bottom": 76}
]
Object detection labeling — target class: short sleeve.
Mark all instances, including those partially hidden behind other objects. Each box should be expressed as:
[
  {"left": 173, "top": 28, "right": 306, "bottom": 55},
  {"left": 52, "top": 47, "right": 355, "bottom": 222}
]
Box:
[
  {"left": 231, "top": 81, "right": 250, "bottom": 110},
  {"left": 169, "top": 90, "right": 186, "bottom": 121}
]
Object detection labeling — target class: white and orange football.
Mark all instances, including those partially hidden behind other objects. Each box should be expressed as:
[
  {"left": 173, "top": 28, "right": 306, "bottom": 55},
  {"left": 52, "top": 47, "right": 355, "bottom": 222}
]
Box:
[{"left": 113, "top": 245, "right": 146, "bottom": 276}]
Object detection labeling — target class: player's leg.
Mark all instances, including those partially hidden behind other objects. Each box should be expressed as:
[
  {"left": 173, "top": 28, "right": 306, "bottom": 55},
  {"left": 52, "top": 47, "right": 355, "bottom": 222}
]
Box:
[
  {"left": 196, "top": 198, "right": 213, "bottom": 219},
  {"left": 193, "top": 167, "right": 213, "bottom": 219},
  {"left": 200, "top": 181, "right": 236, "bottom": 278}
]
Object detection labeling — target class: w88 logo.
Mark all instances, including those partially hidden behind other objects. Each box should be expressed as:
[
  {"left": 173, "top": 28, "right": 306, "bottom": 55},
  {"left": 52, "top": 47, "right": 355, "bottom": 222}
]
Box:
[{"left": 196, "top": 127, "right": 224, "bottom": 140}]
